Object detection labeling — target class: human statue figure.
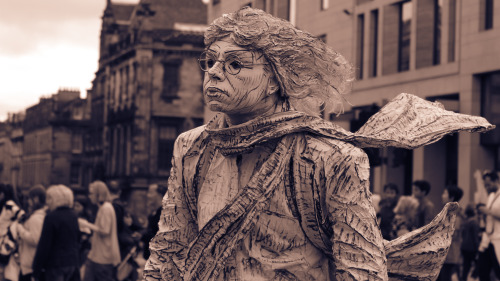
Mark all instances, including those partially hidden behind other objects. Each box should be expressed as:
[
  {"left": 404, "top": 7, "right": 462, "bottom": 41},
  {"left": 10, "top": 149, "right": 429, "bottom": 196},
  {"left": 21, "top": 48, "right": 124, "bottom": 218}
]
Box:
[{"left": 143, "top": 7, "right": 494, "bottom": 281}]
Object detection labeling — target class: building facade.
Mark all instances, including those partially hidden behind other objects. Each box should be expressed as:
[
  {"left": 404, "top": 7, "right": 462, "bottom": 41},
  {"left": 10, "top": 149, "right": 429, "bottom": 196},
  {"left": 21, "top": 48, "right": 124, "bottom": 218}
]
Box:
[
  {"left": 206, "top": 0, "right": 500, "bottom": 210},
  {"left": 0, "top": 113, "right": 24, "bottom": 195},
  {"left": 22, "top": 89, "right": 87, "bottom": 192},
  {"left": 85, "top": 0, "right": 207, "bottom": 218}
]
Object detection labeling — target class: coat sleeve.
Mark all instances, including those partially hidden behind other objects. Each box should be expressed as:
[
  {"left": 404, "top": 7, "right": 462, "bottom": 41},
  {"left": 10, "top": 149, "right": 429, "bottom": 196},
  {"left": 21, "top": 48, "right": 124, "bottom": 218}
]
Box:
[
  {"left": 32, "top": 214, "right": 54, "bottom": 277},
  {"left": 143, "top": 131, "right": 200, "bottom": 281},
  {"left": 324, "top": 143, "right": 387, "bottom": 280},
  {"left": 18, "top": 212, "right": 44, "bottom": 247}
]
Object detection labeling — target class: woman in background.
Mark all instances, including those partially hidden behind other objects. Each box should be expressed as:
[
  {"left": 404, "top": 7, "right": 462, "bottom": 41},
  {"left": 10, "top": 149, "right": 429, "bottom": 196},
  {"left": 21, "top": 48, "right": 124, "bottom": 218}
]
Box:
[
  {"left": 16, "top": 185, "right": 46, "bottom": 281},
  {"left": 33, "top": 185, "right": 81, "bottom": 281}
]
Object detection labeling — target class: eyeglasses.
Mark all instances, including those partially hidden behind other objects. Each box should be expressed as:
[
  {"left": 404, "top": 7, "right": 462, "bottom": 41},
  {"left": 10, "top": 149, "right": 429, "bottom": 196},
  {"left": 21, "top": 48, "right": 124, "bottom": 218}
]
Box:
[{"left": 198, "top": 51, "right": 268, "bottom": 75}]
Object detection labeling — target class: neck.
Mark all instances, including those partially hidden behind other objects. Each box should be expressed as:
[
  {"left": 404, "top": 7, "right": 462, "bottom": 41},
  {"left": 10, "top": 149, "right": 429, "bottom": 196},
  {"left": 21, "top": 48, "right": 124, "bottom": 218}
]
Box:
[{"left": 224, "top": 97, "right": 284, "bottom": 126}]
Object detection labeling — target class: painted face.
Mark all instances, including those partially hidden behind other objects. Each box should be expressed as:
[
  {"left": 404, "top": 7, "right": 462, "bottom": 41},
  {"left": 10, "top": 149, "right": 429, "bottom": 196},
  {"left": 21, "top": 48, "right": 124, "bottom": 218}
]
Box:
[{"left": 202, "top": 38, "right": 279, "bottom": 123}]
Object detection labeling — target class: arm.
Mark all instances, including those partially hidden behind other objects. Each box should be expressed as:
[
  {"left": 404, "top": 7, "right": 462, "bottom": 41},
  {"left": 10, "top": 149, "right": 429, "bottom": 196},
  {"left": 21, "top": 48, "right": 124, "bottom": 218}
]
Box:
[
  {"left": 324, "top": 144, "right": 387, "bottom": 280},
  {"left": 143, "top": 133, "right": 199, "bottom": 281},
  {"left": 17, "top": 212, "right": 45, "bottom": 246},
  {"left": 83, "top": 204, "right": 114, "bottom": 235}
]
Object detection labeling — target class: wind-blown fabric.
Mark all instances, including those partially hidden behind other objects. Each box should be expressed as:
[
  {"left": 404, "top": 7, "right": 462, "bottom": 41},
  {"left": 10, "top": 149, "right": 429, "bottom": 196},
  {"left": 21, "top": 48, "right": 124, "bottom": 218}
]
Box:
[{"left": 143, "top": 93, "right": 494, "bottom": 281}]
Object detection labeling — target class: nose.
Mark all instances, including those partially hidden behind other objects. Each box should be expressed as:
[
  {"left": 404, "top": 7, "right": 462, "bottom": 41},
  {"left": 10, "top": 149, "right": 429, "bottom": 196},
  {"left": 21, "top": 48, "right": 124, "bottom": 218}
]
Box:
[{"left": 207, "top": 61, "right": 225, "bottom": 80}]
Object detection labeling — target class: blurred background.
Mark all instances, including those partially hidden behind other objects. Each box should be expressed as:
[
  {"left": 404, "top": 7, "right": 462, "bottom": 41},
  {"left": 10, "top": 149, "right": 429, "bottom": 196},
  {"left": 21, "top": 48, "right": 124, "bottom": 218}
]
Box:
[{"left": 0, "top": 0, "right": 498, "bottom": 223}]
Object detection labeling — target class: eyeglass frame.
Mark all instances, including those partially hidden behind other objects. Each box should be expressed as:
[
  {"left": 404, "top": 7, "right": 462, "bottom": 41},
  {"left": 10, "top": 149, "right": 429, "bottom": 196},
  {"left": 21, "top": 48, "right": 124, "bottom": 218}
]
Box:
[{"left": 198, "top": 50, "right": 269, "bottom": 76}]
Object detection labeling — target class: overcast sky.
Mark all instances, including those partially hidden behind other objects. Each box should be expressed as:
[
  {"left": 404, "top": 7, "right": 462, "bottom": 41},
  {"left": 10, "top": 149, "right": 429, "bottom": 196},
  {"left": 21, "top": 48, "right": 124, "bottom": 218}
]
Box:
[{"left": 0, "top": 0, "right": 141, "bottom": 121}]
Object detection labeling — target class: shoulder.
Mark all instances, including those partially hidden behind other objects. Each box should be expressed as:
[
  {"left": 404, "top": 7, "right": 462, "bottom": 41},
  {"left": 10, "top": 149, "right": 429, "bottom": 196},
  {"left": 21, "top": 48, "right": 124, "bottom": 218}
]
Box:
[
  {"left": 301, "top": 133, "right": 367, "bottom": 160},
  {"left": 100, "top": 202, "right": 115, "bottom": 215},
  {"left": 174, "top": 125, "right": 207, "bottom": 156},
  {"left": 300, "top": 134, "right": 369, "bottom": 177}
]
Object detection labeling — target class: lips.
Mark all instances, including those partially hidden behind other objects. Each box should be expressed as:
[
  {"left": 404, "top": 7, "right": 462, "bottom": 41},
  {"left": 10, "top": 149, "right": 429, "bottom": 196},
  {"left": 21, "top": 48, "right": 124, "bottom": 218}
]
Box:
[{"left": 205, "top": 86, "right": 228, "bottom": 97}]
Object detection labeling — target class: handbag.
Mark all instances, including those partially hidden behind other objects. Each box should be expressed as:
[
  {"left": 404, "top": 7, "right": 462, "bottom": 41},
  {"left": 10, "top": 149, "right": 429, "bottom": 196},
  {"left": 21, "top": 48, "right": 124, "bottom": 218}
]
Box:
[{"left": 116, "top": 246, "right": 137, "bottom": 281}]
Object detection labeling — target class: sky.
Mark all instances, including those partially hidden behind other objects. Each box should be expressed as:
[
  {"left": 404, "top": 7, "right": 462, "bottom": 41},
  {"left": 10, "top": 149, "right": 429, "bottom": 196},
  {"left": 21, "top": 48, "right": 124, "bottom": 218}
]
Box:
[{"left": 0, "top": 0, "right": 142, "bottom": 121}]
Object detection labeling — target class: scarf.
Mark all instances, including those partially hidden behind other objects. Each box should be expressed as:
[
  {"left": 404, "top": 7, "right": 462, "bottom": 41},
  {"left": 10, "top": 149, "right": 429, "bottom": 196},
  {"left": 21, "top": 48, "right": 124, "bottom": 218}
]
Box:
[{"left": 177, "top": 93, "right": 494, "bottom": 281}]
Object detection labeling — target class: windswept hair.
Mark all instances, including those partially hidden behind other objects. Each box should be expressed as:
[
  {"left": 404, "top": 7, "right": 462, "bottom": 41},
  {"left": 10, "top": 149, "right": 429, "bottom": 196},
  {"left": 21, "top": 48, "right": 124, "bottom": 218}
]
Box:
[
  {"left": 205, "top": 7, "right": 354, "bottom": 116},
  {"left": 46, "top": 185, "right": 74, "bottom": 209}
]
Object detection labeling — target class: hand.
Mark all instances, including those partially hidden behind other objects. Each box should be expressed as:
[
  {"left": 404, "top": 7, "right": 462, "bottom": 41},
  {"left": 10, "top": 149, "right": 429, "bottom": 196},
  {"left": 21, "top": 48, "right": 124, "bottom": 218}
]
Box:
[
  {"left": 478, "top": 205, "right": 488, "bottom": 215},
  {"left": 78, "top": 218, "right": 90, "bottom": 228}
]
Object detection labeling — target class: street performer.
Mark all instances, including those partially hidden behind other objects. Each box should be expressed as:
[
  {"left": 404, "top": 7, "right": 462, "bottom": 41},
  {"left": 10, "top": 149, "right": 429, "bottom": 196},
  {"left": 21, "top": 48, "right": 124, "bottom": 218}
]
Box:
[{"left": 143, "top": 7, "right": 494, "bottom": 281}]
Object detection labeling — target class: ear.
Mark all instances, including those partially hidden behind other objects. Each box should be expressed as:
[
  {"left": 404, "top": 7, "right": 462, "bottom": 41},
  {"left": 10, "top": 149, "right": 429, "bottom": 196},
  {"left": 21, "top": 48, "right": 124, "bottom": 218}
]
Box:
[{"left": 267, "top": 79, "right": 280, "bottom": 96}]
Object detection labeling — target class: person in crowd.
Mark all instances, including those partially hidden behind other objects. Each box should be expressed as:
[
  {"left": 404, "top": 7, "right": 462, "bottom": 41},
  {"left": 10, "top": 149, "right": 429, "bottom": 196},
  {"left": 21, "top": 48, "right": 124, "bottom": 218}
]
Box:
[
  {"left": 461, "top": 204, "right": 480, "bottom": 281},
  {"left": 16, "top": 185, "right": 46, "bottom": 281},
  {"left": 437, "top": 185, "right": 464, "bottom": 281},
  {"left": 32, "top": 184, "right": 80, "bottom": 281},
  {"left": 108, "top": 180, "right": 141, "bottom": 260},
  {"left": 413, "top": 180, "right": 435, "bottom": 228},
  {"left": 141, "top": 183, "right": 168, "bottom": 260},
  {"left": 0, "top": 183, "right": 22, "bottom": 280},
  {"left": 107, "top": 180, "right": 141, "bottom": 281},
  {"left": 391, "top": 195, "right": 419, "bottom": 238},
  {"left": 143, "top": 7, "right": 493, "bottom": 281},
  {"left": 80, "top": 180, "right": 120, "bottom": 281},
  {"left": 477, "top": 171, "right": 500, "bottom": 281},
  {"left": 377, "top": 183, "right": 400, "bottom": 240},
  {"left": 73, "top": 194, "right": 93, "bottom": 278}
]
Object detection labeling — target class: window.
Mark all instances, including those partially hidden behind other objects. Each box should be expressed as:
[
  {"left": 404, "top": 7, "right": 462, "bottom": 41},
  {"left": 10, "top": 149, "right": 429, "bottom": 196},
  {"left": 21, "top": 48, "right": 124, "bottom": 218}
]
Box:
[
  {"left": 480, "top": 0, "right": 494, "bottom": 30},
  {"left": 398, "top": 1, "right": 411, "bottom": 72},
  {"left": 321, "top": 0, "right": 329, "bottom": 10},
  {"left": 162, "top": 61, "right": 181, "bottom": 100},
  {"left": 255, "top": 0, "right": 267, "bottom": 10},
  {"left": 277, "top": 0, "right": 290, "bottom": 20},
  {"left": 448, "top": 0, "right": 456, "bottom": 62},
  {"left": 70, "top": 163, "right": 80, "bottom": 185},
  {"left": 480, "top": 71, "right": 500, "bottom": 146},
  {"left": 158, "top": 126, "right": 178, "bottom": 171},
  {"left": 368, "top": 9, "right": 379, "bottom": 77},
  {"left": 433, "top": 0, "right": 443, "bottom": 65},
  {"left": 356, "top": 14, "right": 365, "bottom": 79}
]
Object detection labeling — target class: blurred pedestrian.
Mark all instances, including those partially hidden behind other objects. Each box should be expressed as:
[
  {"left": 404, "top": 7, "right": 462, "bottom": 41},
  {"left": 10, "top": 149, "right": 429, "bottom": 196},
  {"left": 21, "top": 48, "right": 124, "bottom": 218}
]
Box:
[
  {"left": 80, "top": 180, "right": 120, "bottom": 281},
  {"left": 476, "top": 171, "right": 500, "bottom": 281},
  {"left": 461, "top": 204, "right": 480, "bottom": 281},
  {"left": 73, "top": 195, "right": 93, "bottom": 278},
  {"left": 33, "top": 184, "right": 80, "bottom": 281},
  {"left": 391, "top": 195, "right": 419, "bottom": 238},
  {"left": 437, "top": 185, "right": 464, "bottom": 281},
  {"left": 413, "top": 180, "right": 435, "bottom": 228},
  {"left": 0, "top": 183, "right": 22, "bottom": 280},
  {"left": 141, "top": 183, "right": 167, "bottom": 260},
  {"left": 16, "top": 185, "right": 46, "bottom": 281},
  {"left": 377, "top": 183, "right": 399, "bottom": 240},
  {"left": 108, "top": 180, "right": 140, "bottom": 281}
]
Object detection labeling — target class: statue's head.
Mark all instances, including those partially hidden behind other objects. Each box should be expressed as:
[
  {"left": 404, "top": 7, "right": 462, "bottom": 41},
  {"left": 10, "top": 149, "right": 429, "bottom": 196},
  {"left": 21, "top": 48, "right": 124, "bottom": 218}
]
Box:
[{"left": 202, "top": 7, "right": 354, "bottom": 118}]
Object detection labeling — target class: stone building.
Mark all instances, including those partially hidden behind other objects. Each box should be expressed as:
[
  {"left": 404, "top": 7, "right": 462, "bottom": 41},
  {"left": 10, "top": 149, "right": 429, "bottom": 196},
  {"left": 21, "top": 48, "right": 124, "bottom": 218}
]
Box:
[
  {"left": 207, "top": 0, "right": 500, "bottom": 209},
  {"left": 22, "top": 89, "right": 87, "bottom": 192},
  {"left": 0, "top": 113, "right": 24, "bottom": 194},
  {"left": 85, "top": 0, "right": 207, "bottom": 218}
]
